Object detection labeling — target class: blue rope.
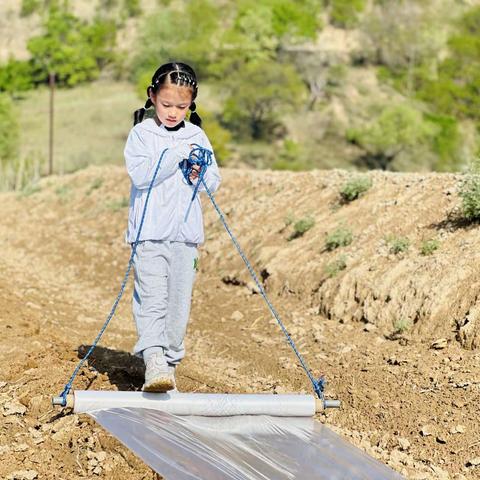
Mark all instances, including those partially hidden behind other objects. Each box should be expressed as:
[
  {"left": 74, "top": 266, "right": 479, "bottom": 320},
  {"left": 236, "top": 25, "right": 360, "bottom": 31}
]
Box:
[
  {"left": 180, "top": 143, "right": 213, "bottom": 222},
  {"left": 57, "top": 148, "right": 170, "bottom": 405},
  {"left": 57, "top": 145, "right": 325, "bottom": 404},
  {"left": 198, "top": 168, "right": 325, "bottom": 400},
  {"left": 181, "top": 146, "right": 325, "bottom": 399}
]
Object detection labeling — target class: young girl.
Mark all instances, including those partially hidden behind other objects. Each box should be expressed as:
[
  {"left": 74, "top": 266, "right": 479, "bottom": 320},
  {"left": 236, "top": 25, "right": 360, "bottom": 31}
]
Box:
[{"left": 124, "top": 62, "right": 221, "bottom": 392}]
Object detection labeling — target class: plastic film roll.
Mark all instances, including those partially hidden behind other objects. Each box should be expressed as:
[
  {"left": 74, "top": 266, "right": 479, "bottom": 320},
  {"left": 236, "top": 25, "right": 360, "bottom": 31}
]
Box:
[{"left": 73, "top": 391, "right": 316, "bottom": 417}]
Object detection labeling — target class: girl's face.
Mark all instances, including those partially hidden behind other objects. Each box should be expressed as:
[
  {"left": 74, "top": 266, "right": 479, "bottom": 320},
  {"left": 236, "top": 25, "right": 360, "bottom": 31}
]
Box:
[{"left": 150, "top": 84, "right": 193, "bottom": 128}]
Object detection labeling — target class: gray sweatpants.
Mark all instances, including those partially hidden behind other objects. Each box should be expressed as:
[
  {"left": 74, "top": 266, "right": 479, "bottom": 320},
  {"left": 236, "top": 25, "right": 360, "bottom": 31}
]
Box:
[{"left": 132, "top": 240, "right": 198, "bottom": 365}]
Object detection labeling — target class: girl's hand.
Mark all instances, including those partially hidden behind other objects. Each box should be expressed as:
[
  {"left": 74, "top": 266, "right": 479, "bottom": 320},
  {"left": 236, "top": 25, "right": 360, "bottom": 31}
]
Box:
[{"left": 189, "top": 164, "right": 201, "bottom": 183}]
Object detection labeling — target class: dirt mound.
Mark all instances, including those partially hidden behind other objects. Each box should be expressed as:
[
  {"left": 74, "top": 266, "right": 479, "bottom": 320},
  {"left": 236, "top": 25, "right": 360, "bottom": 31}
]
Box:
[{"left": 1, "top": 165, "right": 479, "bottom": 479}]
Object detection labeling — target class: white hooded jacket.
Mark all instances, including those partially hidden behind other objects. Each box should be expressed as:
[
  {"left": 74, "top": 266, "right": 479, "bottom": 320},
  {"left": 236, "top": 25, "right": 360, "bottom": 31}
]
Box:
[{"left": 124, "top": 118, "right": 221, "bottom": 245}]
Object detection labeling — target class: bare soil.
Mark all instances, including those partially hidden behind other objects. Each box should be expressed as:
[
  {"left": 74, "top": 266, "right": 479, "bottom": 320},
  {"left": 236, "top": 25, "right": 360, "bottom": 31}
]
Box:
[{"left": 1, "top": 166, "right": 480, "bottom": 480}]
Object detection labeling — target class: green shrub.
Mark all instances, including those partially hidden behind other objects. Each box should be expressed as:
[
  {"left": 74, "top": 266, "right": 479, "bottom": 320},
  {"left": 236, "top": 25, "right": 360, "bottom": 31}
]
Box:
[
  {"left": 387, "top": 235, "right": 410, "bottom": 254},
  {"left": 459, "top": 158, "right": 480, "bottom": 221},
  {"left": 21, "top": 0, "right": 40, "bottom": 17},
  {"left": 288, "top": 216, "right": 315, "bottom": 240},
  {"left": 420, "top": 239, "right": 440, "bottom": 256},
  {"left": 0, "top": 93, "right": 26, "bottom": 190},
  {"left": 284, "top": 211, "right": 295, "bottom": 227},
  {"left": 425, "top": 113, "right": 463, "bottom": 172},
  {"left": 0, "top": 59, "right": 34, "bottom": 94},
  {"left": 393, "top": 318, "right": 410, "bottom": 334},
  {"left": 123, "top": 0, "right": 142, "bottom": 17},
  {"left": 324, "top": 255, "right": 347, "bottom": 278},
  {"left": 325, "top": 227, "right": 353, "bottom": 251},
  {"left": 340, "top": 175, "right": 372, "bottom": 201},
  {"left": 329, "top": 0, "right": 366, "bottom": 28},
  {"left": 0, "top": 94, "right": 19, "bottom": 167}
]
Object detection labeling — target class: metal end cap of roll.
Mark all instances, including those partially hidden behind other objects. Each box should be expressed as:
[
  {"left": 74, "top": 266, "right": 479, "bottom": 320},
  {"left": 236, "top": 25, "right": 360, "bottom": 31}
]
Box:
[
  {"left": 52, "top": 396, "right": 66, "bottom": 407},
  {"left": 324, "top": 399, "right": 341, "bottom": 409},
  {"left": 315, "top": 398, "right": 341, "bottom": 411},
  {"left": 52, "top": 395, "right": 74, "bottom": 408}
]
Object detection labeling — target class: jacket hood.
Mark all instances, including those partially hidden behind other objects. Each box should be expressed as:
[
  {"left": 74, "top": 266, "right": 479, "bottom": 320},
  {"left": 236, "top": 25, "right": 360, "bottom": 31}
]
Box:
[{"left": 135, "top": 118, "right": 202, "bottom": 140}]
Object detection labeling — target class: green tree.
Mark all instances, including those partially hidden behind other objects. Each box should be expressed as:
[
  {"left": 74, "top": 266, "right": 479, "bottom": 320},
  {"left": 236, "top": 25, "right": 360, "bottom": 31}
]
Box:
[
  {"left": 211, "top": 0, "right": 321, "bottom": 76},
  {"left": 0, "top": 59, "right": 33, "bottom": 94},
  {"left": 27, "top": 5, "right": 116, "bottom": 87},
  {"left": 347, "top": 104, "right": 438, "bottom": 170},
  {"left": 417, "top": 6, "right": 480, "bottom": 125},
  {"left": 361, "top": 1, "right": 447, "bottom": 93},
  {"left": 222, "top": 61, "right": 306, "bottom": 140},
  {"left": 132, "top": 0, "right": 221, "bottom": 81}
]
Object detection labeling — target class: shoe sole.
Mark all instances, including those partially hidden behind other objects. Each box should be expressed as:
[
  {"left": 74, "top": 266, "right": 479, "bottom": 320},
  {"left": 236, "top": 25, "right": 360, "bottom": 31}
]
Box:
[{"left": 142, "top": 377, "right": 175, "bottom": 393}]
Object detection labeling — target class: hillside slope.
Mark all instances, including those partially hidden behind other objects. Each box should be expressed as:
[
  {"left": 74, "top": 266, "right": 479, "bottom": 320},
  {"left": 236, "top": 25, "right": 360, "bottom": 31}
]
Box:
[{"left": 1, "top": 166, "right": 480, "bottom": 479}]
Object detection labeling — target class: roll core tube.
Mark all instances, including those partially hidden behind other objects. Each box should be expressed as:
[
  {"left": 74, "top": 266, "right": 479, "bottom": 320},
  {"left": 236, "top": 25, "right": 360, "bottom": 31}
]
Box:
[{"left": 52, "top": 391, "right": 340, "bottom": 414}]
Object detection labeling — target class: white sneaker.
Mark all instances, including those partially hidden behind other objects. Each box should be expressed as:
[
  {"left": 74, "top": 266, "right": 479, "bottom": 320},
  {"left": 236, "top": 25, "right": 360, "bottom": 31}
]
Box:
[
  {"left": 142, "top": 354, "right": 175, "bottom": 392},
  {"left": 168, "top": 365, "right": 178, "bottom": 392}
]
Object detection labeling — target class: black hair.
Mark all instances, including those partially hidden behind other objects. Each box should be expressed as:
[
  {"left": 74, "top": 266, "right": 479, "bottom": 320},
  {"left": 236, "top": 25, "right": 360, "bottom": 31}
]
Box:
[{"left": 133, "top": 62, "right": 202, "bottom": 127}]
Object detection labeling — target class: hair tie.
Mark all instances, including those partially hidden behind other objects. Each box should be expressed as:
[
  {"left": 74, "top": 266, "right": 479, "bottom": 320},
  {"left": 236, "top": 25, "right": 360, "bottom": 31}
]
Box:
[{"left": 190, "top": 102, "right": 196, "bottom": 112}]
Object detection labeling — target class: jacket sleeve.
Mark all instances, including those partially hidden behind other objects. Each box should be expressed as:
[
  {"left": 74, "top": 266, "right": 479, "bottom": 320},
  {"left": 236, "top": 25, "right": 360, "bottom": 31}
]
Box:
[
  {"left": 124, "top": 128, "right": 188, "bottom": 190},
  {"left": 193, "top": 132, "right": 222, "bottom": 194}
]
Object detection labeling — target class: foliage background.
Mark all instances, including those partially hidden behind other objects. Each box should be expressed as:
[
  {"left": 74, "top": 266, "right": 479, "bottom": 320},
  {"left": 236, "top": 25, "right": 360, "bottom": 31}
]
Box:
[{"left": 0, "top": 0, "right": 479, "bottom": 190}]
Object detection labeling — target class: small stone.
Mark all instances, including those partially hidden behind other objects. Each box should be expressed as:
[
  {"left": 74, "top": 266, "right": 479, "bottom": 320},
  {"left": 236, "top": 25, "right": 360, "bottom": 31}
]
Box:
[
  {"left": 378, "top": 433, "right": 390, "bottom": 448},
  {"left": 436, "top": 435, "right": 447, "bottom": 444},
  {"left": 420, "top": 425, "right": 434, "bottom": 437},
  {"left": 450, "top": 425, "right": 465, "bottom": 434},
  {"left": 431, "top": 338, "right": 448, "bottom": 349},
  {"left": 430, "top": 465, "right": 449, "bottom": 479},
  {"left": 7, "top": 471, "right": 38, "bottom": 480},
  {"left": 397, "top": 437, "right": 410, "bottom": 450},
  {"left": 3, "top": 400, "right": 27, "bottom": 416},
  {"left": 13, "top": 443, "right": 29, "bottom": 452},
  {"left": 230, "top": 310, "right": 244, "bottom": 321},
  {"left": 25, "top": 302, "right": 41, "bottom": 310},
  {"left": 95, "top": 451, "right": 107, "bottom": 462},
  {"left": 312, "top": 330, "right": 324, "bottom": 343},
  {"left": 364, "top": 323, "right": 377, "bottom": 332},
  {"left": 467, "top": 458, "right": 480, "bottom": 467},
  {"left": 0, "top": 445, "right": 11, "bottom": 455},
  {"left": 0, "top": 382, "right": 7, "bottom": 389}
]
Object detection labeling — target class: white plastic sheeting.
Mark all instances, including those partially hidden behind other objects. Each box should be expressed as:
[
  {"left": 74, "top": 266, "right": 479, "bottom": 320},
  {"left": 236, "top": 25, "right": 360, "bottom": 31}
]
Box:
[{"left": 80, "top": 394, "right": 404, "bottom": 479}]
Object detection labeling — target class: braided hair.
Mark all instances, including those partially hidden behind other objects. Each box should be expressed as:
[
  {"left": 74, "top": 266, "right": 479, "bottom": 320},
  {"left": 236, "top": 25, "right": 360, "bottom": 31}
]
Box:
[{"left": 133, "top": 62, "right": 202, "bottom": 127}]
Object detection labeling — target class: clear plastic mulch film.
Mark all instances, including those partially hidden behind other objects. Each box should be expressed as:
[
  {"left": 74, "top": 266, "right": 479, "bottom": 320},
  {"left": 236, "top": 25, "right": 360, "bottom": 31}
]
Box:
[{"left": 88, "top": 406, "right": 405, "bottom": 480}]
